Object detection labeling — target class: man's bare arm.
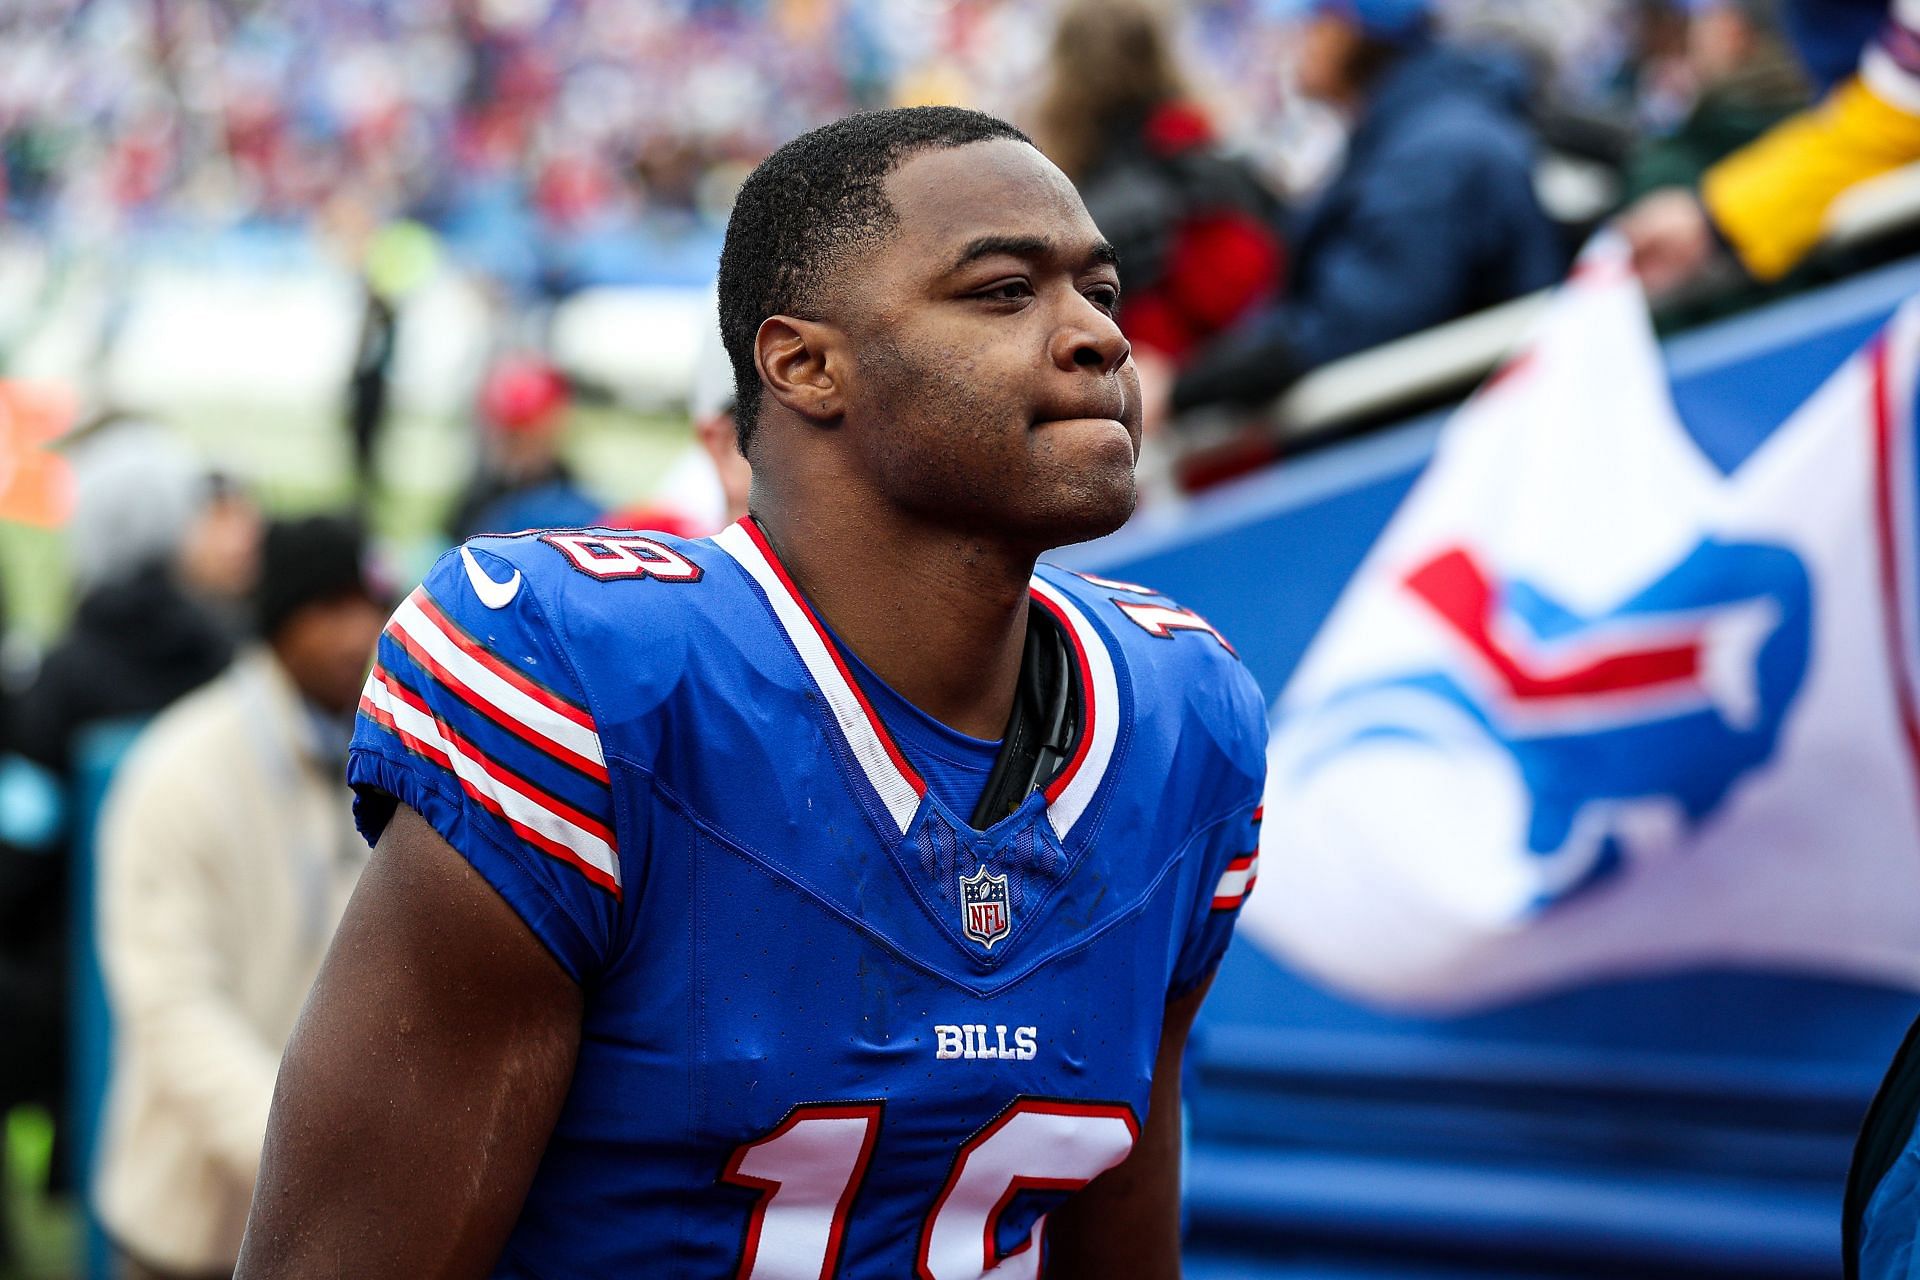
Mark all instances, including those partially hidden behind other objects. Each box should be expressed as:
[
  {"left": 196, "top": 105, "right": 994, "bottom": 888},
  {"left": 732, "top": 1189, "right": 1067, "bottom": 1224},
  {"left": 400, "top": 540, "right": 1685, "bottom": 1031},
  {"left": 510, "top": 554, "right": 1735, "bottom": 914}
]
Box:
[
  {"left": 1043, "top": 974, "right": 1214, "bottom": 1279},
  {"left": 235, "top": 804, "right": 584, "bottom": 1279}
]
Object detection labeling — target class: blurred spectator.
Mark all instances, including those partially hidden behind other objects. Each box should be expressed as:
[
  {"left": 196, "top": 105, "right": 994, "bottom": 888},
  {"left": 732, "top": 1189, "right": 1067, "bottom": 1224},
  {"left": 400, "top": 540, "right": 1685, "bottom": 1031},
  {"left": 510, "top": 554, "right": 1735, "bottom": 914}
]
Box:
[
  {"left": 1781, "top": 0, "right": 1888, "bottom": 87},
  {"left": 1619, "top": 0, "right": 1810, "bottom": 202},
  {"left": 15, "top": 416, "right": 259, "bottom": 779},
  {"left": 1031, "top": 0, "right": 1284, "bottom": 372},
  {"left": 1626, "top": 0, "right": 1707, "bottom": 134},
  {"left": 1167, "top": 0, "right": 1566, "bottom": 419},
  {"left": 340, "top": 217, "right": 442, "bottom": 503},
  {"left": 687, "top": 311, "right": 753, "bottom": 530},
  {"left": 2, "top": 413, "right": 258, "bottom": 1213},
  {"left": 1622, "top": 0, "right": 1920, "bottom": 293},
  {"left": 93, "top": 514, "right": 386, "bottom": 1280},
  {"left": 444, "top": 354, "right": 599, "bottom": 540},
  {"left": 344, "top": 281, "right": 399, "bottom": 505},
  {"left": 606, "top": 298, "right": 751, "bottom": 537}
]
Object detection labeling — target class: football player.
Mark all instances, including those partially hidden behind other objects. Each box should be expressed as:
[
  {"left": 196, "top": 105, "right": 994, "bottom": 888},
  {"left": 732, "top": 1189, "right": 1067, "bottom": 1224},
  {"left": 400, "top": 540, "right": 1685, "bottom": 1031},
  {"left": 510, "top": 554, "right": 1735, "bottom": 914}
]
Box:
[{"left": 236, "top": 107, "right": 1266, "bottom": 1279}]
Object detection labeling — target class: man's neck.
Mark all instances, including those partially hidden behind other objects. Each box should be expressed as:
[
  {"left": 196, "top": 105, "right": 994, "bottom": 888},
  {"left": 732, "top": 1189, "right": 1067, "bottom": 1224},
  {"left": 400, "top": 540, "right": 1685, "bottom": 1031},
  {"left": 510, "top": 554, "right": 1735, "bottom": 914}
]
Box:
[{"left": 752, "top": 502, "right": 1033, "bottom": 742}]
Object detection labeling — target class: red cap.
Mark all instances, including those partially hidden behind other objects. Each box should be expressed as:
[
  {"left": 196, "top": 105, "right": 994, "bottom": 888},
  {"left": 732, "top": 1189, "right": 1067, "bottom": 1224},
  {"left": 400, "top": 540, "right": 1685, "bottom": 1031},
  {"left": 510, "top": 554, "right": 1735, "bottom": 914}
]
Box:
[{"left": 481, "top": 356, "right": 570, "bottom": 432}]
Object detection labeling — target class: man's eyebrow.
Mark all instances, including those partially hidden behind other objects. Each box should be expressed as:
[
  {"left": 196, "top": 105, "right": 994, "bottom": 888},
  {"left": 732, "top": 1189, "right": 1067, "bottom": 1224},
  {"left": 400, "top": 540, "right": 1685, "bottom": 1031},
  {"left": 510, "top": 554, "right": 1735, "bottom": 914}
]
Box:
[
  {"left": 947, "top": 235, "right": 1123, "bottom": 273},
  {"left": 949, "top": 235, "right": 1053, "bottom": 272}
]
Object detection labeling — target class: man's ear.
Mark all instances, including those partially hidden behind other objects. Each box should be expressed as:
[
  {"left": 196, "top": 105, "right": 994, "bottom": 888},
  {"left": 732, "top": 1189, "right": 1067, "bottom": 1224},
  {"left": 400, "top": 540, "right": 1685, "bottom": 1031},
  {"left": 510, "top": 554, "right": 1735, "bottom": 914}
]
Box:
[{"left": 755, "top": 315, "right": 843, "bottom": 425}]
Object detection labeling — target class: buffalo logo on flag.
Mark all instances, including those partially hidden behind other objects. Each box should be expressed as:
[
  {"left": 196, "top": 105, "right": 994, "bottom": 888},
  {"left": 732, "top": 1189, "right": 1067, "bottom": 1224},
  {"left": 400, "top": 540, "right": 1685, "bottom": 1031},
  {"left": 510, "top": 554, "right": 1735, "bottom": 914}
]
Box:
[
  {"left": 959, "top": 865, "right": 1011, "bottom": 950},
  {"left": 1240, "top": 236, "right": 1920, "bottom": 1007},
  {"left": 1284, "top": 536, "right": 1810, "bottom": 907}
]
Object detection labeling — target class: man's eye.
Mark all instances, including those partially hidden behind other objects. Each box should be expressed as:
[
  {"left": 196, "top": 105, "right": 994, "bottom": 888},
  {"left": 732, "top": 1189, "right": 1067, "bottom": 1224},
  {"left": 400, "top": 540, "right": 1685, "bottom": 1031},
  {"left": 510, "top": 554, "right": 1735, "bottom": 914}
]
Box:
[
  {"left": 976, "top": 280, "right": 1033, "bottom": 302},
  {"left": 1085, "top": 286, "right": 1121, "bottom": 313}
]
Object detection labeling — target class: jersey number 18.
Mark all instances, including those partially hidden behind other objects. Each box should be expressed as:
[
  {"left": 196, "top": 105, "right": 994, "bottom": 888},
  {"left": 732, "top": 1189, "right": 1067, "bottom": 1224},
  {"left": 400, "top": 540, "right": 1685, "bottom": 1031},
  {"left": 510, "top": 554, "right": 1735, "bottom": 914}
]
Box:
[{"left": 721, "top": 1095, "right": 1138, "bottom": 1280}]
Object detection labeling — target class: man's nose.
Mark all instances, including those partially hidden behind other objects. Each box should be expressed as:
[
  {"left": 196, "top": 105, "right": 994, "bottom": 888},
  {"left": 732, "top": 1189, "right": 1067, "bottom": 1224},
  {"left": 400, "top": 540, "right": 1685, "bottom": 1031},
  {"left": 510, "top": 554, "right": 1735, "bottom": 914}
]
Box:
[{"left": 1051, "top": 300, "right": 1131, "bottom": 375}]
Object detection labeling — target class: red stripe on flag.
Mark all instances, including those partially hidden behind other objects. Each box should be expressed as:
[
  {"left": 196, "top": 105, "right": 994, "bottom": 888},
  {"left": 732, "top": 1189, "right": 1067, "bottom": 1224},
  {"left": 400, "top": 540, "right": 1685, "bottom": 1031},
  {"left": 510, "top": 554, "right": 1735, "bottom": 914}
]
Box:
[
  {"left": 1869, "top": 335, "right": 1920, "bottom": 812},
  {"left": 1404, "top": 547, "right": 1704, "bottom": 701}
]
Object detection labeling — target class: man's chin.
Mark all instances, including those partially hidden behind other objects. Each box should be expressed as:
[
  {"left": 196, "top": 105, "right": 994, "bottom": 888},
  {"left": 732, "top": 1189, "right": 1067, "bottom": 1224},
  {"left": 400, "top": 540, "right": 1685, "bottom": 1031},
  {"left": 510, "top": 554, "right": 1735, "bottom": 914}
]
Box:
[{"left": 1026, "top": 475, "right": 1138, "bottom": 551}]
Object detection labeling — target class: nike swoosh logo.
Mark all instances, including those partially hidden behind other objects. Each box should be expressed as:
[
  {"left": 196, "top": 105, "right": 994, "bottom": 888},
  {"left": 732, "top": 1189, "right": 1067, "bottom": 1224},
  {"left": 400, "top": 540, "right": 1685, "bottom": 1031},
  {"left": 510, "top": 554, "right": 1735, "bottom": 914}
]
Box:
[{"left": 461, "top": 546, "right": 522, "bottom": 609}]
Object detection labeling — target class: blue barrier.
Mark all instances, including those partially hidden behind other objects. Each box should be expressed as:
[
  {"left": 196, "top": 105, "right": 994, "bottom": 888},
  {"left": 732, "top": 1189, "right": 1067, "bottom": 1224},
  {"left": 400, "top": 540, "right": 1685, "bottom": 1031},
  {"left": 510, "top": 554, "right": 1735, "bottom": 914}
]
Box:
[
  {"left": 1069, "top": 255, "right": 1920, "bottom": 1278},
  {"left": 67, "top": 721, "right": 145, "bottom": 1280}
]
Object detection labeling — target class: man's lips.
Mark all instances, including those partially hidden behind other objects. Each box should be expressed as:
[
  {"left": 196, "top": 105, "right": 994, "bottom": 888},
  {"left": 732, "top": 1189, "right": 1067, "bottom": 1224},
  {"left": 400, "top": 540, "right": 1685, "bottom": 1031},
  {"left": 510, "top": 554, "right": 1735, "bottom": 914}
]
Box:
[
  {"left": 1031, "top": 401, "right": 1129, "bottom": 428},
  {"left": 1030, "top": 415, "right": 1139, "bottom": 459}
]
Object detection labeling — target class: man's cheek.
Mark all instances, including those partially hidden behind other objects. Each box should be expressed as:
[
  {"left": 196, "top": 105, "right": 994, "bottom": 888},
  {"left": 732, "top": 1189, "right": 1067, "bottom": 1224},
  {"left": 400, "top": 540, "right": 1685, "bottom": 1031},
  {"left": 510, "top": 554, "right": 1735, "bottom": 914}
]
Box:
[{"left": 1119, "top": 363, "right": 1144, "bottom": 421}]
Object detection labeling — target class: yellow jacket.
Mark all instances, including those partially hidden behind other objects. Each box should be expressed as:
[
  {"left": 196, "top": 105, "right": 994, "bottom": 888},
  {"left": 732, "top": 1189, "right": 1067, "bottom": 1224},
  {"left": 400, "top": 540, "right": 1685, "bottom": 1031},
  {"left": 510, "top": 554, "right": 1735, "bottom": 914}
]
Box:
[{"left": 1703, "top": 18, "right": 1920, "bottom": 280}]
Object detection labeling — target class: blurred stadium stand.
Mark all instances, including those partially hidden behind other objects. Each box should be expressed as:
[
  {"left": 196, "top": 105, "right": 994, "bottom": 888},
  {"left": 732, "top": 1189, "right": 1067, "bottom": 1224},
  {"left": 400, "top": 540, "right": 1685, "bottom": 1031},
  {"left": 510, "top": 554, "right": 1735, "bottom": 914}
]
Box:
[{"left": 1061, "top": 248, "right": 1920, "bottom": 1279}]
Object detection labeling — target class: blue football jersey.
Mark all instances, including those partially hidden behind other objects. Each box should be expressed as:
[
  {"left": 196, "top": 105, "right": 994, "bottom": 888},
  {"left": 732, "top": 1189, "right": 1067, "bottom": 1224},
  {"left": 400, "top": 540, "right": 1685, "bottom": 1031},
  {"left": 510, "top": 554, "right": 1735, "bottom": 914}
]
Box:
[{"left": 347, "top": 520, "right": 1267, "bottom": 1278}]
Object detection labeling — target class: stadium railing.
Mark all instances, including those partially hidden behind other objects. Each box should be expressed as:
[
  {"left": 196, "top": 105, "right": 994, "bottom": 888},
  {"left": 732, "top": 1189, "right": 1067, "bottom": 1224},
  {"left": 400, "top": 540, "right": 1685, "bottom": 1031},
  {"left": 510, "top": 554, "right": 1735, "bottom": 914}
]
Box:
[{"left": 1168, "top": 159, "right": 1920, "bottom": 485}]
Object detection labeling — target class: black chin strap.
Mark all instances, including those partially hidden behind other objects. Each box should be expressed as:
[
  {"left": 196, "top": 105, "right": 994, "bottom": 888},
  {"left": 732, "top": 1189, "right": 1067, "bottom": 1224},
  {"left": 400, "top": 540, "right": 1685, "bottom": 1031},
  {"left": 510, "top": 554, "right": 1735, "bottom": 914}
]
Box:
[{"left": 969, "top": 605, "right": 1080, "bottom": 829}]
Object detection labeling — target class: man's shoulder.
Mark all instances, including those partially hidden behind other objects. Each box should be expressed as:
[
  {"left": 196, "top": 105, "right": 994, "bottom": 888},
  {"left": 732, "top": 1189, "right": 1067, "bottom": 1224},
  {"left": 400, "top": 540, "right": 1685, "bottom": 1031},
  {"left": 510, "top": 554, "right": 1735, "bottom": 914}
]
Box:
[
  {"left": 413, "top": 527, "right": 783, "bottom": 752},
  {"left": 1036, "top": 564, "right": 1266, "bottom": 767},
  {"left": 439, "top": 526, "right": 734, "bottom": 654},
  {"left": 461, "top": 524, "right": 718, "bottom": 602},
  {"left": 1038, "top": 562, "right": 1245, "bottom": 664}
]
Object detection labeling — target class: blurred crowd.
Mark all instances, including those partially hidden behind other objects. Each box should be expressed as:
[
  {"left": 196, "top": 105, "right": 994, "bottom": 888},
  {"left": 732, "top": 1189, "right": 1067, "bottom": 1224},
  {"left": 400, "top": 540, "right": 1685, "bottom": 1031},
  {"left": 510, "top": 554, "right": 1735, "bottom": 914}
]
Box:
[
  {"left": 0, "top": 0, "right": 1882, "bottom": 396},
  {"left": 0, "top": 0, "right": 1718, "bottom": 290},
  {"left": 4, "top": 0, "right": 887, "bottom": 288},
  {"left": 1, "top": 0, "right": 1918, "bottom": 1273},
  {"left": 0, "top": 0, "right": 1274, "bottom": 293}
]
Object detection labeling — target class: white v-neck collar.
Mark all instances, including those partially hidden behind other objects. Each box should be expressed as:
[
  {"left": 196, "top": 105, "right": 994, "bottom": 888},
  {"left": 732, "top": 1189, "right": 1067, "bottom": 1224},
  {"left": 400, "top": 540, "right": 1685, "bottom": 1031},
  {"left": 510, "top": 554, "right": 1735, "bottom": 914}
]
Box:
[{"left": 713, "top": 518, "right": 1121, "bottom": 841}]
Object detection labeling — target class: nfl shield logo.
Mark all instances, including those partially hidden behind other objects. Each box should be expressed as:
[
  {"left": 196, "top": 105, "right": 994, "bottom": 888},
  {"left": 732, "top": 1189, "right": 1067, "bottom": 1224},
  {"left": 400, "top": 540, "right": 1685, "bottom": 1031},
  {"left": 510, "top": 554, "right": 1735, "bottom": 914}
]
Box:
[{"left": 959, "top": 865, "right": 1011, "bottom": 950}]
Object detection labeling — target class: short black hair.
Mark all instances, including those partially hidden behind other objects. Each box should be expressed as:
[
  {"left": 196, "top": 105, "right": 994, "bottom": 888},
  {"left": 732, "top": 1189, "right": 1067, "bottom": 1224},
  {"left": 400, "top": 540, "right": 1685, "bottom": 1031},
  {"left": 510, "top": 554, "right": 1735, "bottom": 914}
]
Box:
[
  {"left": 255, "top": 513, "right": 387, "bottom": 639},
  {"left": 717, "top": 106, "right": 1032, "bottom": 450}
]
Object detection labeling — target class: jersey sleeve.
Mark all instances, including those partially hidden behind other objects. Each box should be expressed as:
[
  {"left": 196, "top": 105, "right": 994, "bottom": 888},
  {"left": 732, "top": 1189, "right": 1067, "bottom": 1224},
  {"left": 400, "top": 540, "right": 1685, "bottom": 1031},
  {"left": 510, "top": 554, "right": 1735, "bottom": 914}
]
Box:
[
  {"left": 1169, "top": 801, "right": 1264, "bottom": 1000},
  {"left": 347, "top": 544, "right": 623, "bottom": 982}
]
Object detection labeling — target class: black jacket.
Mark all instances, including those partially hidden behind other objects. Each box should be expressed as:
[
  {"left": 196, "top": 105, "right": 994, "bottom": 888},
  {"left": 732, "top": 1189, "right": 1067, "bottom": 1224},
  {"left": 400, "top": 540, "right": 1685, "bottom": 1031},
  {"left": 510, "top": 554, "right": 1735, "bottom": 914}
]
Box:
[{"left": 15, "top": 567, "right": 234, "bottom": 777}]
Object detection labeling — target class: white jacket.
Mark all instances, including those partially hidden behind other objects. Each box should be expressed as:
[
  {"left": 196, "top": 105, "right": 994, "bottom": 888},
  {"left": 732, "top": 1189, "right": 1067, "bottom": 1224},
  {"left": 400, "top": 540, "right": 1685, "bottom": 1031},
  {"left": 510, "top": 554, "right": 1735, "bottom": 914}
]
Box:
[{"left": 93, "top": 646, "right": 367, "bottom": 1272}]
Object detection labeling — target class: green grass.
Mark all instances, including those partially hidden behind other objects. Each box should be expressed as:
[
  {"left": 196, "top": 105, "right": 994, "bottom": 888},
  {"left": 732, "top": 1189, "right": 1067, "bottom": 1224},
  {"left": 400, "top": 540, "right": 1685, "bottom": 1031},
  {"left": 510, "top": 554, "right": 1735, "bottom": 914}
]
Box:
[{"left": 0, "top": 526, "right": 63, "bottom": 648}]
